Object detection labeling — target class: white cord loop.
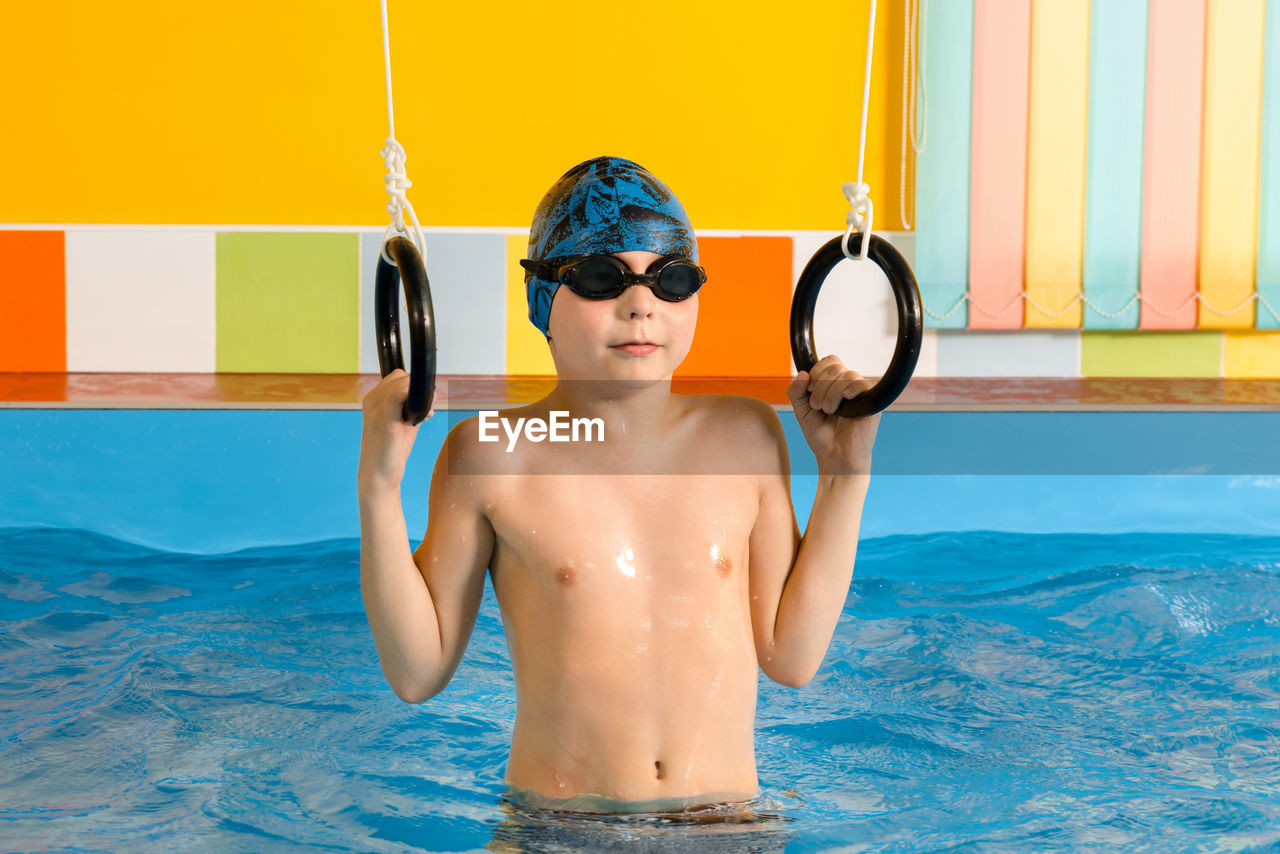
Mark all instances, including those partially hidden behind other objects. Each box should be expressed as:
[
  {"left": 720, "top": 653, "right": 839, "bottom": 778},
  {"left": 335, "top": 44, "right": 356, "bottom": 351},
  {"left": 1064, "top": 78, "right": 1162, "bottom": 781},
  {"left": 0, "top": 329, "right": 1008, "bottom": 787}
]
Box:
[
  {"left": 900, "top": 0, "right": 927, "bottom": 229},
  {"left": 843, "top": 0, "right": 878, "bottom": 262},
  {"left": 379, "top": 0, "right": 426, "bottom": 266},
  {"left": 841, "top": 181, "right": 874, "bottom": 261}
]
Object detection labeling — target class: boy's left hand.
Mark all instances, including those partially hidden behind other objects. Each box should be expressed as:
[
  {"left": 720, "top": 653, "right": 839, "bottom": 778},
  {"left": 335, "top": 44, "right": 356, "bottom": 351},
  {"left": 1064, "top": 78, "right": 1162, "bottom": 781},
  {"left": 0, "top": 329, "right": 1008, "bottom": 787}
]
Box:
[{"left": 787, "top": 355, "right": 881, "bottom": 475}]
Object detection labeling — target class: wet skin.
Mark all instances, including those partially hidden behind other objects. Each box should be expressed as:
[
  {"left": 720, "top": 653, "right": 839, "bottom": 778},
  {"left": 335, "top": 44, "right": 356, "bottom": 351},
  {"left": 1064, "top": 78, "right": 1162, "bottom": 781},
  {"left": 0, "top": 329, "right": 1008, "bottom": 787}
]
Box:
[{"left": 419, "top": 251, "right": 791, "bottom": 809}]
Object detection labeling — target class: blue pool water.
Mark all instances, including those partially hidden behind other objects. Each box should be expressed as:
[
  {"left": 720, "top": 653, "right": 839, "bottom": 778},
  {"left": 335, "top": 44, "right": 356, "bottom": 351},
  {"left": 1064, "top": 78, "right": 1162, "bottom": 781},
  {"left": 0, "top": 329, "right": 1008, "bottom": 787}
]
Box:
[{"left": 3, "top": 526, "right": 1280, "bottom": 852}]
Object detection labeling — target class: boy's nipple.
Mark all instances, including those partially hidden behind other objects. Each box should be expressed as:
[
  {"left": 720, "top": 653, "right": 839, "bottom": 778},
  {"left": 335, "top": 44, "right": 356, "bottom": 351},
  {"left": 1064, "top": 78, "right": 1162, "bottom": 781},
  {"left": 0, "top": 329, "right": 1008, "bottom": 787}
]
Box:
[
  {"left": 554, "top": 564, "right": 575, "bottom": 586},
  {"left": 709, "top": 544, "right": 733, "bottom": 579}
]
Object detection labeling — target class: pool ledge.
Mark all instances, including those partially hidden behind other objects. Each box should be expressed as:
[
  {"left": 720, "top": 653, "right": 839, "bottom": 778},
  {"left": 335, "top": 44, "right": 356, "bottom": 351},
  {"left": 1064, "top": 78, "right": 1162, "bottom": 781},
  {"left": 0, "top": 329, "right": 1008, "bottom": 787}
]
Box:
[{"left": 2, "top": 374, "right": 1278, "bottom": 412}]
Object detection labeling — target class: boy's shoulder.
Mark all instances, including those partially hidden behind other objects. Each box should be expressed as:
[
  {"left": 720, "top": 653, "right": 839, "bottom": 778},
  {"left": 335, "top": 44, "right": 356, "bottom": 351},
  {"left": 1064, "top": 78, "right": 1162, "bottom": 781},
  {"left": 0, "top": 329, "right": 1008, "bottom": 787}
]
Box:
[
  {"left": 437, "top": 409, "right": 525, "bottom": 477},
  {"left": 688, "top": 392, "right": 789, "bottom": 459}
]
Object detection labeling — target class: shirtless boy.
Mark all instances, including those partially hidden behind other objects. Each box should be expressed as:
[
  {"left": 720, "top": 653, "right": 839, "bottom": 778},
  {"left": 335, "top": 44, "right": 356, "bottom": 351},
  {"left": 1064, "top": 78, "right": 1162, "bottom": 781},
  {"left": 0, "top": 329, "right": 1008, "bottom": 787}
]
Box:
[{"left": 358, "top": 156, "right": 880, "bottom": 813}]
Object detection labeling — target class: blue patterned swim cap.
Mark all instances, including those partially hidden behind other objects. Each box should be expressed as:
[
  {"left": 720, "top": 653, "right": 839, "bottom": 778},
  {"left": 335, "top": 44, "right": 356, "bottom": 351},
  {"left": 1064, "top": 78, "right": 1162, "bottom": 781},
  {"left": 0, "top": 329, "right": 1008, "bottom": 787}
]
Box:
[{"left": 525, "top": 156, "right": 698, "bottom": 337}]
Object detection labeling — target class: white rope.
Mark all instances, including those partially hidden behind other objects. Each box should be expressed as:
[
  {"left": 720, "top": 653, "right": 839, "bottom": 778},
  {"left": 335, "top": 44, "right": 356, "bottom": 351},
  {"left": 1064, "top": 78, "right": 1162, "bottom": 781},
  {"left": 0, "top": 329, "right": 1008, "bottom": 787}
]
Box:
[
  {"left": 899, "top": 0, "right": 927, "bottom": 230},
  {"left": 921, "top": 288, "right": 1280, "bottom": 325},
  {"left": 379, "top": 0, "right": 425, "bottom": 266},
  {"left": 842, "top": 0, "right": 878, "bottom": 262}
]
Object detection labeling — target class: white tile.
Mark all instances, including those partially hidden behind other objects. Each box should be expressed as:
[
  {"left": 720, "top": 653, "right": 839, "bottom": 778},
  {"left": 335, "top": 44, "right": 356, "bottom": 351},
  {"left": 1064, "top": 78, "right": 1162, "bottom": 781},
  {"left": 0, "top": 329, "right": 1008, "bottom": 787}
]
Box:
[
  {"left": 936, "top": 329, "right": 1081, "bottom": 377},
  {"left": 360, "top": 232, "right": 507, "bottom": 376},
  {"left": 66, "top": 230, "right": 216, "bottom": 372},
  {"left": 791, "top": 232, "right": 937, "bottom": 379}
]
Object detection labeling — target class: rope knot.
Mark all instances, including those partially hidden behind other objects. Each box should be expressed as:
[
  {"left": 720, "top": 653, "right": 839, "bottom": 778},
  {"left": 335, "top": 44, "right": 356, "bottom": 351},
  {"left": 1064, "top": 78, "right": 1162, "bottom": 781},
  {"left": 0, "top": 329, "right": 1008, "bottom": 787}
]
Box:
[
  {"left": 840, "top": 182, "right": 874, "bottom": 261},
  {"left": 379, "top": 135, "right": 425, "bottom": 263}
]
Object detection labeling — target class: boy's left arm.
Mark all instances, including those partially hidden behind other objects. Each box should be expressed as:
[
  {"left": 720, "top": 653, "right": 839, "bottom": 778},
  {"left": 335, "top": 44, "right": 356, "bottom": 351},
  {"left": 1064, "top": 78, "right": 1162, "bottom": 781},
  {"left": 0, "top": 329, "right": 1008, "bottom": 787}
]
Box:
[{"left": 748, "top": 355, "right": 879, "bottom": 688}]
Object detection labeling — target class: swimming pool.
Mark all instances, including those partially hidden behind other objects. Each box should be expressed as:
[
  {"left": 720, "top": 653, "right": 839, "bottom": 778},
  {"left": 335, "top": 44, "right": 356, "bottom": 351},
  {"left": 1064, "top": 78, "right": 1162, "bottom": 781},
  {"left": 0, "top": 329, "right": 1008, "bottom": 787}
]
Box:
[
  {"left": 4, "top": 525, "right": 1279, "bottom": 851},
  {"left": 3, "top": 384, "right": 1280, "bottom": 851}
]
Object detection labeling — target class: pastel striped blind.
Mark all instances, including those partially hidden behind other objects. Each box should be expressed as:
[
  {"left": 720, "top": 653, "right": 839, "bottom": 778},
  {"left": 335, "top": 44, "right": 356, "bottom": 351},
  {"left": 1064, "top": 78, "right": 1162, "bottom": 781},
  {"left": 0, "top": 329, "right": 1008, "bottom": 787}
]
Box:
[
  {"left": 915, "top": 0, "right": 974, "bottom": 329},
  {"left": 967, "top": 0, "right": 1030, "bottom": 330},
  {"left": 1263, "top": 0, "right": 1280, "bottom": 329},
  {"left": 916, "top": 0, "right": 1278, "bottom": 331},
  {"left": 1083, "top": 0, "right": 1146, "bottom": 330}
]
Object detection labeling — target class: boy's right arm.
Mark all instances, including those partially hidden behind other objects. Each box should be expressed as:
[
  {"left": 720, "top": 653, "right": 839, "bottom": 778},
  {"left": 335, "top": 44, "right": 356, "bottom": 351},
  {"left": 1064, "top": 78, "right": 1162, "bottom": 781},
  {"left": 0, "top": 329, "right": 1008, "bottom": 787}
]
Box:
[{"left": 358, "top": 371, "right": 494, "bottom": 703}]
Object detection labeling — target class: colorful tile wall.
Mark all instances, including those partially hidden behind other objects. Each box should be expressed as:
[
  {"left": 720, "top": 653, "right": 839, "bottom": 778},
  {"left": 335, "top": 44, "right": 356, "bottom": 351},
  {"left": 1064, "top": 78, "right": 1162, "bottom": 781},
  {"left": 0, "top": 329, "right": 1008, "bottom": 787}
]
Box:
[
  {"left": 2, "top": 227, "right": 1280, "bottom": 378},
  {"left": 1081, "top": 331, "right": 1222, "bottom": 377},
  {"left": 937, "top": 331, "right": 1080, "bottom": 378},
  {"left": 0, "top": 231, "right": 64, "bottom": 372},
  {"left": 215, "top": 233, "right": 359, "bottom": 373},
  {"left": 505, "top": 233, "right": 556, "bottom": 375},
  {"left": 676, "top": 236, "right": 793, "bottom": 377},
  {"left": 66, "top": 231, "right": 216, "bottom": 372},
  {"left": 1224, "top": 331, "right": 1280, "bottom": 378},
  {"left": 360, "top": 232, "right": 507, "bottom": 377},
  {"left": 798, "top": 232, "right": 939, "bottom": 380}
]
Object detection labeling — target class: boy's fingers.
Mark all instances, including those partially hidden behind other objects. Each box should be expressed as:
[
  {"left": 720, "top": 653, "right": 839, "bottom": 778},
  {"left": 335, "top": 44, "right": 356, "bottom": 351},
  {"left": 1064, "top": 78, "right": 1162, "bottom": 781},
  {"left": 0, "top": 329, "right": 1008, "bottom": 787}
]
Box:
[
  {"left": 833, "top": 370, "right": 872, "bottom": 405},
  {"left": 787, "top": 373, "right": 814, "bottom": 418}
]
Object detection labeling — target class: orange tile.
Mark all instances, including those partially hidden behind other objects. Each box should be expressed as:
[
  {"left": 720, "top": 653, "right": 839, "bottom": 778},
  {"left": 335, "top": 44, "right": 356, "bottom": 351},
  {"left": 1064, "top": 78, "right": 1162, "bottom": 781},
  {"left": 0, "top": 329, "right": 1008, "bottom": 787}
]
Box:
[
  {"left": 678, "top": 236, "right": 793, "bottom": 377},
  {"left": 0, "top": 231, "right": 65, "bottom": 371}
]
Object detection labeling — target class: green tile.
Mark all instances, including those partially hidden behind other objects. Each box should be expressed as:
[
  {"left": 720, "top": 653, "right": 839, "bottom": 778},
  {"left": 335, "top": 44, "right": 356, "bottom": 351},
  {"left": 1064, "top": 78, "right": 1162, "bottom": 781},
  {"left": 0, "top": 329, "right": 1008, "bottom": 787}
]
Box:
[
  {"left": 216, "top": 233, "right": 359, "bottom": 372},
  {"left": 1081, "top": 330, "right": 1222, "bottom": 377}
]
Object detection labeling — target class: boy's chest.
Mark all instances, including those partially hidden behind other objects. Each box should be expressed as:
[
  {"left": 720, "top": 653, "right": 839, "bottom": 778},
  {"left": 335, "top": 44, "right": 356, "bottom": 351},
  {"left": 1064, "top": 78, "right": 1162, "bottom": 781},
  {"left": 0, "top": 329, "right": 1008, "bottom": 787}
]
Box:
[{"left": 483, "top": 474, "right": 760, "bottom": 593}]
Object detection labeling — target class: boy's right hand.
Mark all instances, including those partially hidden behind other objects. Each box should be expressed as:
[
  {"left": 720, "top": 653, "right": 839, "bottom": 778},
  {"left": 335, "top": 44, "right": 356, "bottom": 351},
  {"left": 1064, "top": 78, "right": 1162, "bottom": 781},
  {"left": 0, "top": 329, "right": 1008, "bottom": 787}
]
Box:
[{"left": 358, "top": 369, "right": 434, "bottom": 491}]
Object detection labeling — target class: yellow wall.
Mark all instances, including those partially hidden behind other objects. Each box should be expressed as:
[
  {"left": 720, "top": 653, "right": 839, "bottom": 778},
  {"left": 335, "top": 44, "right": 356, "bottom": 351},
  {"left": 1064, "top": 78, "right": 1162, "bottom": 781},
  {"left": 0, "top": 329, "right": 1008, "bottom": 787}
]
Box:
[{"left": 0, "top": 1, "right": 914, "bottom": 230}]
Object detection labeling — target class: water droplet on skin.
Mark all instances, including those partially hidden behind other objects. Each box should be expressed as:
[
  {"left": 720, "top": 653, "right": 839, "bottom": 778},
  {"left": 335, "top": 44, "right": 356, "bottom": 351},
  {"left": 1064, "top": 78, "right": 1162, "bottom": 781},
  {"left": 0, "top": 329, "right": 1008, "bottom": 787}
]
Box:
[{"left": 615, "top": 546, "right": 636, "bottom": 578}]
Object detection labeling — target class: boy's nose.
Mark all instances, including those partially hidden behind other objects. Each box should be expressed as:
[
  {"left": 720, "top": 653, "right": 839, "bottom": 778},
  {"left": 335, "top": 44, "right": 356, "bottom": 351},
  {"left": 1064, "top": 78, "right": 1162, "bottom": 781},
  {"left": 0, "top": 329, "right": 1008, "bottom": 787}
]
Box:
[{"left": 617, "top": 283, "right": 656, "bottom": 318}]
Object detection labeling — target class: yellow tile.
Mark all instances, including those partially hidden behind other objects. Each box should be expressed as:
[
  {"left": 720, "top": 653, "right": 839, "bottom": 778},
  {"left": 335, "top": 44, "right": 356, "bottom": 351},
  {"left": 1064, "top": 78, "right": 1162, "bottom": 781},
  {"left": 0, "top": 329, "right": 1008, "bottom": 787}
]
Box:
[
  {"left": 1224, "top": 330, "right": 1280, "bottom": 377},
  {"left": 504, "top": 234, "right": 555, "bottom": 375}
]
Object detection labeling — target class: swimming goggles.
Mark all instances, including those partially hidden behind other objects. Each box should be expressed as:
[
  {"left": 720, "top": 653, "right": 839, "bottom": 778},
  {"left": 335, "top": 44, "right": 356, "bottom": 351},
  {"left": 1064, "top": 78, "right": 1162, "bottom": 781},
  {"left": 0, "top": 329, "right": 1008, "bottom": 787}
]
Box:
[{"left": 520, "top": 254, "right": 707, "bottom": 302}]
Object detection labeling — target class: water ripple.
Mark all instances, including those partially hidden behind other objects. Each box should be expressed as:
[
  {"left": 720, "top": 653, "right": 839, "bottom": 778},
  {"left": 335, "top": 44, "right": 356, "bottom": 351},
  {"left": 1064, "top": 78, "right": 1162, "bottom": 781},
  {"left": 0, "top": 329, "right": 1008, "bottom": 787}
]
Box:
[{"left": 2, "top": 527, "right": 1280, "bottom": 851}]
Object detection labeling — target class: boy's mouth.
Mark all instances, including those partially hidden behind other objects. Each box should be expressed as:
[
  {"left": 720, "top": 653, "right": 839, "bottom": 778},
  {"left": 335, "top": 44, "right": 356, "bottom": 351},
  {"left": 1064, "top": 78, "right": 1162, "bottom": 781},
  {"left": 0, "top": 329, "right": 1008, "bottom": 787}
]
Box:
[{"left": 611, "top": 340, "right": 659, "bottom": 355}]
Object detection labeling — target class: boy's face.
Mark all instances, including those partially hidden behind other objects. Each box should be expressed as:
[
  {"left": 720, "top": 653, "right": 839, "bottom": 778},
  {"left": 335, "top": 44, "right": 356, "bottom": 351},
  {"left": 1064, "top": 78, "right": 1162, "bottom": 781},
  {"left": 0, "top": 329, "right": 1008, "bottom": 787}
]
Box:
[{"left": 546, "top": 250, "right": 698, "bottom": 385}]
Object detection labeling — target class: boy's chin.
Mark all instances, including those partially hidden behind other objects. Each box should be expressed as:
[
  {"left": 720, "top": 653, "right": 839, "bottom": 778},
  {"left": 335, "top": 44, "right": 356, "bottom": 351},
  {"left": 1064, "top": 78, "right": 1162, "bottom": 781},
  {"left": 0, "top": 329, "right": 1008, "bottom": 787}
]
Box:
[
  {"left": 609, "top": 375, "right": 671, "bottom": 391},
  {"left": 597, "top": 366, "right": 675, "bottom": 390}
]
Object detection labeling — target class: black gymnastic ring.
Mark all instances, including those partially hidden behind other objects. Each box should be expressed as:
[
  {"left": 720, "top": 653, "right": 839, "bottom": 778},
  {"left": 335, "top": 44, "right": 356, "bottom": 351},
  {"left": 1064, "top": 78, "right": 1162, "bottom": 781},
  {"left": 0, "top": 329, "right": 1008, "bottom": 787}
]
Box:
[
  {"left": 374, "top": 236, "right": 436, "bottom": 425},
  {"left": 789, "top": 232, "right": 923, "bottom": 417}
]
